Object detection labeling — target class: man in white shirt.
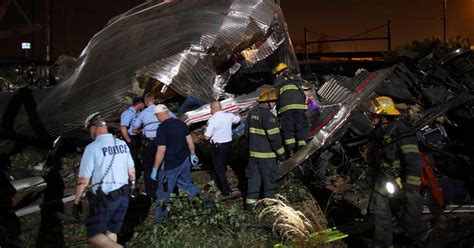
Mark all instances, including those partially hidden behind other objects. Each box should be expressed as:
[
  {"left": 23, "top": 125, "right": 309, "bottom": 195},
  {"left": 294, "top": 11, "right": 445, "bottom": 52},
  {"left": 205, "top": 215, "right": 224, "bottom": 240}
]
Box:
[{"left": 204, "top": 101, "right": 240, "bottom": 196}]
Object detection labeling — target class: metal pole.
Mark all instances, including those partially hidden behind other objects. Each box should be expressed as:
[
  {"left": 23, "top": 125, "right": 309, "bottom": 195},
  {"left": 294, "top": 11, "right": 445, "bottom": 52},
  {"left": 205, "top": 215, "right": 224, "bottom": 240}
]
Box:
[
  {"left": 443, "top": 0, "right": 447, "bottom": 43},
  {"left": 304, "top": 27, "right": 308, "bottom": 60},
  {"left": 387, "top": 21, "right": 391, "bottom": 52}
]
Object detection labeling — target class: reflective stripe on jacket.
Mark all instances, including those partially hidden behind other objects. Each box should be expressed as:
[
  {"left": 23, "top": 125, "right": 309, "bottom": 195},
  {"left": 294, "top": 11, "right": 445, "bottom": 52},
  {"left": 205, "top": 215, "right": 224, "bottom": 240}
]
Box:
[
  {"left": 274, "top": 74, "right": 307, "bottom": 115},
  {"left": 246, "top": 106, "right": 285, "bottom": 158}
]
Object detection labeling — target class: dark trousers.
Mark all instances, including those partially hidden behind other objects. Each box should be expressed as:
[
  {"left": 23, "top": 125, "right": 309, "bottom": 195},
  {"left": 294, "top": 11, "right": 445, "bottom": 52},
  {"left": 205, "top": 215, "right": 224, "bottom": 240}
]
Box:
[
  {"left": 370, "top": 190, "right": 430, "bottom": 247},
  {"left": 210, "top": 142, "right": 232, "bottom": 196},
  {"left": 127, "top": 135, "right": 142, "bottom": 180},
  {"left": 280, "top": 110, "right": 308, "bottom": 152},
  {"left": 142, "top": 138, "right": 158, "bottom": 198},
  {"left": 245, "top": 157, "right": 277, "bottom": 204}
]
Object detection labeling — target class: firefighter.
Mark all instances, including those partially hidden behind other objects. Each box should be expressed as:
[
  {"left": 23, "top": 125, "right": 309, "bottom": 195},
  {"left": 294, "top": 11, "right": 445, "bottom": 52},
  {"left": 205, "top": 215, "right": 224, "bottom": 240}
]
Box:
[
  {"left": 272, "top": 63, "right": 308, "bottom": 156},
  {"left": 367, "top": 96, "right": 431, "bottom": 247},
  {"left": 245, "top": 87, "right": 285, "bottom": 210}
]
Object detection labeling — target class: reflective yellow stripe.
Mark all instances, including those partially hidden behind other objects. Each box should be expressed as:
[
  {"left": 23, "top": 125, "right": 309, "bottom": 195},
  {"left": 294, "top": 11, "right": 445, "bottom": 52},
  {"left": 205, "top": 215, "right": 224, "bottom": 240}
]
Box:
[
  {"left": 249, "top": 127, "right": 266, "bottom": 135},
  {"left": 276, "top": 147, "right": 285, "bottom": 155},
  {"left": 279, "top": 84, "right": 299, "bottom": 95},
  {"left": 250, "top": 151, "right": 276, "bottom": 158},
  {"left": 400, "top": 144, "right": 420, "bottom": 154},
  {"left": 297, "top": 140, "right": 306, "bottom": 147},
  {"left": 246, "top": 198, "right": 257, "bottom": 204},
  {"left": 266, "top": 127, "right": 280, "bottom": 135},
  {"left": 278, "top": 104, "right": 307, "bottom": 114},
  {"left": 406, "top": 175, "right": 421, "bottom": 186},
  {"left": 284, "top": 138, "right": 296, "bottom": 145}
]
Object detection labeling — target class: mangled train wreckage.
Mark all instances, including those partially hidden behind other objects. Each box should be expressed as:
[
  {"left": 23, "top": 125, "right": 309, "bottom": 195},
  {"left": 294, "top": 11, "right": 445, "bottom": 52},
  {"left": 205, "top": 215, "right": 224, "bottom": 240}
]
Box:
[
  {"left": 1, "top": 0, "right": 474, "bottom": 245},
  {"left": 0, "top": 0, "right": 298, "bottom": 142}
]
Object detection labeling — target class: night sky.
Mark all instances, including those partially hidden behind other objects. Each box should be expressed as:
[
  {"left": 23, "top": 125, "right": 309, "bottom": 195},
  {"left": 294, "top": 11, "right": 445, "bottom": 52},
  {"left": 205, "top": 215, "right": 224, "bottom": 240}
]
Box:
[
  {"left": 281, "top": 0, "right": 474, "bottom": 51},
  {"left": 1, "top": 0, "right": 473, "bottom": 59}
]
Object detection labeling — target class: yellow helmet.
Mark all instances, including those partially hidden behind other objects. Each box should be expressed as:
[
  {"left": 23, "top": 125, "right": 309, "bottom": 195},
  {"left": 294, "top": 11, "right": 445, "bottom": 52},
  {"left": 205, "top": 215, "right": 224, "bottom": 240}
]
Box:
[
  {"left": 370, "top": 96, "right": 401, "bottom": 116},
  {"left": 272, "top": 63, "right": 289, "bottom": 75},
  {"left": 257, "top": 87, "right": 278, "bottom": 102}
]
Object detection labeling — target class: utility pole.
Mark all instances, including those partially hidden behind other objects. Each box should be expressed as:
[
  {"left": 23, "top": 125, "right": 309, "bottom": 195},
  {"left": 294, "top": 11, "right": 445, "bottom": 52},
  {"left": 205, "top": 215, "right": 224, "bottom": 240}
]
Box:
[
  {"left": 387, "top": 21, "right": 391, "bottom": 52},
  {"left": 443, "top": 0, "right": 447, "bottom": 43},
  {"left": 45, "top": 0, "right": 51, "bottom": 61}
]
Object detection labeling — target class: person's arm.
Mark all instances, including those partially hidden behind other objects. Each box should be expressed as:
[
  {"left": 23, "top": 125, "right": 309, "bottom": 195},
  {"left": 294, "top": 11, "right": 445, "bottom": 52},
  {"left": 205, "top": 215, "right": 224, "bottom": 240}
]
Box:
[
  {"left": 75, "top": 146, "right": 94, "bottom": 204},
  {"left": 128, "top": 168, "right": 136, "bottom": 181},
  {"left": 74, "top": 177, "right": 90, "bottom": 204},
  {"left": 186, "top": 134, "right": 196, "bottom": 155},
  {"left": 232, "top": 113, "right": 241, "bottom": 124},
  {"left": 153, "top": 146, "right": 166, "bottom": 169},
  {"left": 131, "top": 112, "right": 144, "bottom": 134},
  {"left": 126, "top": 148, "right": 136, "bottom": 181},
  {"left": 120, "top": 126, "right": 132, "bottom": 143},
  {"left": 397, "top": 121, "right": 423, "bottom": 190},
  {"left": 203, "top": 119, "right": 214, "bottom": 141},
  {"left": 262, "top": 111, "right": 285, "bottom": 157}
]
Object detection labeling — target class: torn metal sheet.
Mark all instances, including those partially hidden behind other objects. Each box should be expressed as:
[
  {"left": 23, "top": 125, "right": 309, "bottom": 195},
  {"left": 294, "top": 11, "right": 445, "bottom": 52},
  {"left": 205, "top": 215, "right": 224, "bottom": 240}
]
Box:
[
  {"left": 278, "top": 67, "right": 396, "bottom": 179},
  {"left": 1, "top": 0, "right": 298, "bottom": 141}
]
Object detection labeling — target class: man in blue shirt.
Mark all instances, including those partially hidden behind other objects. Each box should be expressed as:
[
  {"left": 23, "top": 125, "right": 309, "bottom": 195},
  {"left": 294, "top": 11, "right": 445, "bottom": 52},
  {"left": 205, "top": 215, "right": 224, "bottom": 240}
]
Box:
[
  {"left": 151, "top": 104, "right": 200, "bottom": 223},
  {"left": 73, "top": 112, "right": 135, "bottom": 247},
  {"left": 204, "top": 101, "right": 240, "bottom": 196},
  {"left": 120, "top": 96, "right": 145, "bottom": 180},
  {"left": 131, "top": 94, "right": 175, "bottom": 198}
]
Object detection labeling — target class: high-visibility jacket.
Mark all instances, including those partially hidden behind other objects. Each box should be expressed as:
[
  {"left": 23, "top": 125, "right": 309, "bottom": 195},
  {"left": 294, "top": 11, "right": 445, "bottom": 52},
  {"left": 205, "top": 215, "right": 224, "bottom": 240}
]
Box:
[
  {"left": 274, "top": 74, "right": 307, "bottom": 115},
  {"left": 369, "top": 119, "right": 423, "bottom": 191},
  {"left": 246, "top": 106, "right": 285, "bottom": 159}
]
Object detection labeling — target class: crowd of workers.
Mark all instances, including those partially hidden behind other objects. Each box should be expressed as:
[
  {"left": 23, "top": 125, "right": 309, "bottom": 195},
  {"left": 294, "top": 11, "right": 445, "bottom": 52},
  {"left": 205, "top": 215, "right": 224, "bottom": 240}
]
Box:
[{"left": 72, "top": 63, "right": 433, "bottom": 247}]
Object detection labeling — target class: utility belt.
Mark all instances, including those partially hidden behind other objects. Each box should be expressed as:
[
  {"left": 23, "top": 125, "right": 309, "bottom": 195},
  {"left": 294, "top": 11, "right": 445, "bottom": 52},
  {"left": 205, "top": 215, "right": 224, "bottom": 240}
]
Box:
[
  {"left": 86, "top": 184, "right": 129, "bottom": 214},
  {"left": 211, "top": 141, "right": 232, "bottom": 148},
  {"left": 142, "top": 136, "right": 156, "bottom": 146}
]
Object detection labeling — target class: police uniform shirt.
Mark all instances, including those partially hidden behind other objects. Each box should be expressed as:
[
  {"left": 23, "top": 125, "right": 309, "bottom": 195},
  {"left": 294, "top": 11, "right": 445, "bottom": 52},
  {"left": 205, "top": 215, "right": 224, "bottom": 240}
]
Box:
[
  {"left": 204, "top": 111, "right": 240, "bottom": 143},
  {"left": 79, "top": 134, "right": 134, "bottom": 194},
  {"left": 120, "top": 106, "right": 138, "bottom": 136},
  {"left": 132, "top": 105, "right": 176, "bottom": 138}
]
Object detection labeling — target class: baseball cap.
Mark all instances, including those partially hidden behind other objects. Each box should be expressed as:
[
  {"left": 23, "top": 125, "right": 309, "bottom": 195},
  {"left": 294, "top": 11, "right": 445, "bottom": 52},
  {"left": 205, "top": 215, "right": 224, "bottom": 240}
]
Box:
[{"left": 154, "top": 104, "right": 169, "bottom": 114}]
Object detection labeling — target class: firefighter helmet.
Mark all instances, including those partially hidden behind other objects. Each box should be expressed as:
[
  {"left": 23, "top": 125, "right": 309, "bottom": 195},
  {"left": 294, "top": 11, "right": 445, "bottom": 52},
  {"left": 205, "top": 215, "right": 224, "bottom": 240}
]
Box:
[
  {"left": 272, "top": 63, "right": 289, "bottom": 75},
  {"left": 257, "top": 87, "right": 278, "bottom": 102},
  {"left": 369, "top": 96, "right": 401, "bottom": 116}
]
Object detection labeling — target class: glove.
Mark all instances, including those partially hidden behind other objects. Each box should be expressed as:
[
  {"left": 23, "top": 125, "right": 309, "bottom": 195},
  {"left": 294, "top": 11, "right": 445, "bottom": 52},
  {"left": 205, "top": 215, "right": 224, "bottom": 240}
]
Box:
[
  {"left": 190, "top": 154, "right": 199, "bottom": 167},
  {"left": 277, "top": 155, "right": 285, "bottom": 164},
  {"left": 72, "top": 201, "right": 83, "bottom": 221},
  {"left": 151, "top": 168, "right": 158, "bottom": 181}
]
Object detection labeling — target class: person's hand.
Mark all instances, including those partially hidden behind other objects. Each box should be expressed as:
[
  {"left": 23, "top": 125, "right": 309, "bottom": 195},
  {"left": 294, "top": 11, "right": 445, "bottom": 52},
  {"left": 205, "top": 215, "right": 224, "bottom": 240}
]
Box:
[
  {"left": 151, "top": 168, "right": 158, "bottom": 181},
  {"left": 72, "top": 201, "right": 83, "bottom": 221},
  {"left": 277, "top": 155, "right": 285, "bottom": 164},
  {"left": 190, "top": 154, "right": 199, "bottom": 167}
]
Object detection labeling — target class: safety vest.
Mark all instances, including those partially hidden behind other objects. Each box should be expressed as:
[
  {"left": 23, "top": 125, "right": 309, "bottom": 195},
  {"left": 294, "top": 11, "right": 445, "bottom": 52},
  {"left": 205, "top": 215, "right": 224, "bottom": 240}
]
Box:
[
  {"left": 246, "top": 106, "right": 285, "bottom": 159},
  {"left": 274, "top": 75, "right": 307, "bottom": 115}
]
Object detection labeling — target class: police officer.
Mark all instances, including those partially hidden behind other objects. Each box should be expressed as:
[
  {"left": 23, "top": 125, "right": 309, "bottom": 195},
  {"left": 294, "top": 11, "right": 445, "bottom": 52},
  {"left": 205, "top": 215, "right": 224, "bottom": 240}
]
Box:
[
  {"left": 120, "top": 96, "right": 145, "bottom": 180},
  {"left": 204, "top": 101, "right": 241, "bottom": 196},
  {"left": 73, "top": 112, "right": 135, "bottom": 247},
  {"left": 245, "top": 87, "right": 285, "bottom": 210},
  {"left": 132, "top": 93, "right": 175, "bottom": 197},
  {"left": 367, "top": 96, "right": 431, "bottom": 247},
  {"left": 150, "top": 104, "right": 200, "bottom": 223},
  {"left": 272, "top": 63, "right": 308, "bottom": 156}
]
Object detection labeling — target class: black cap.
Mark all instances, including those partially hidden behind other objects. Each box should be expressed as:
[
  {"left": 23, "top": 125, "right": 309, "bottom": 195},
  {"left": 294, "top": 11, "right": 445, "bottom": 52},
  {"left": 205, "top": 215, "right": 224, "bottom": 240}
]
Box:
[{"left": 132, "top": 97, "right": 144, "bottom": 105}]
